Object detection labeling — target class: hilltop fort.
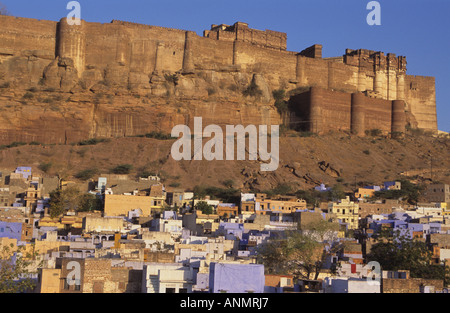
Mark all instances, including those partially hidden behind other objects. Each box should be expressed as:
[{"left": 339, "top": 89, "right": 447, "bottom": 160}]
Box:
[{"left": 0, "top": 15, "right": 438, "bottom": 144}]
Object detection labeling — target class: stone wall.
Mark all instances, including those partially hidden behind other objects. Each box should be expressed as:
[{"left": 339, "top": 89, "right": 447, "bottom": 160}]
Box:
[
  {"left": 382, "top": 278, "right": 444, "bottom": 293},
  {"left": 290, "top": 87, "right": 407, "bottom": 135}
]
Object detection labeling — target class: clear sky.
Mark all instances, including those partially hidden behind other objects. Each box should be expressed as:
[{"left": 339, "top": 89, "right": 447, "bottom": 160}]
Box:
[{"left": 2, "top": 0, "right": 449, "bottom": 132}]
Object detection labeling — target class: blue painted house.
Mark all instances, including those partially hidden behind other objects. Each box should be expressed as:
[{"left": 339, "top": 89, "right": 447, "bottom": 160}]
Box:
[
  {"left": 0, "top": 221, "right": 23, "bottom": 241},
  {"left": 209, "top": 262, "right": 265, "bottom": 293},
  {"left": 14, "top": 167, "right": 32, "bottom": 179}
]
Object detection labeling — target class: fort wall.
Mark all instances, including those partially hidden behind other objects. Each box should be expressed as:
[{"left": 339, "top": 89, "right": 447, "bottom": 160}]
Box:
[
  {"left": 0, "top": 16, "right": 439, "bottom": 144},
  {"left": 291, "top": 87, "right": 406, "bottom": 135}
]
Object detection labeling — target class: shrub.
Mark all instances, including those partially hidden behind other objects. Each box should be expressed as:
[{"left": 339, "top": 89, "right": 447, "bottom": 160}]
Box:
[
  {"left": 296, "top": 131, "right": 315, "bottom": 138},
  {"left": 264, "top": 183, "right": 293, "bottom": 197},
  {"left": 138, "top": 170, "right": 156, "bottom": 178},
  {"left": 273, "top": 89, "right": 286, "bottom": 100},
  {"left": 164, "top": 74, "right": 179, "bottom": 85},
  {"left": 78, "top": 138, "right": 109, "bottom": 146},
  {"left": 0, "top": 82, "right": 10, "bottom": 88},
  {"left": 365, "top": 129, "right": 383, "bottom": 137},
  {"left": 144, "top": 131, "right": 172, "bottom": 140},
  {"left": 195, "top": 201, "right": 214, "bottom": 215},
  {"left": 0, "top": 142, "right": 27, "bottom": 150},
  {"left": 193, "top": 185, "right": 240, "bottom": 203},
  {"left": 221, "top": 179, "right": 235, "bottom": 188},
  {"left": 75, "top": 169, "right": 98, "bottom": 181},
  {"left": 38, "top": 162, "right": 52, "bottom": 174},
  {"left": 40, "top": 97, "right": 54, "bottom": 104},
  {"left": 207, "top": 88, "right": 216, "bottom": 96},
  {"left": 242, "top": 81, "right": 262, "bottom": 97},
  {"left": 111, "top": 164, "right": 133, "bottom": 174}
]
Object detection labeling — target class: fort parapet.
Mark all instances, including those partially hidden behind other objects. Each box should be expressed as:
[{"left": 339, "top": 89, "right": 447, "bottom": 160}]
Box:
[{"left": 0, "top": 15, "right": 438, "bottom": 144}]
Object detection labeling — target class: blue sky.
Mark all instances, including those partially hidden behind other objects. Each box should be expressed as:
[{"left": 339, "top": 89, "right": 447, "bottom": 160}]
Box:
[{"left": 2, "top": 0, "right": 449, "bottom": 131}]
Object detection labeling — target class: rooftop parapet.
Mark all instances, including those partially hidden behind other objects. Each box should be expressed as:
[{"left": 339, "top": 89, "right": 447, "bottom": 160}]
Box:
[
  {"left": 204, "top": 22, "right": 287, "bottom": 51},
  {"left": 344, "top": 48, "right": 407, "bottom": 72}
]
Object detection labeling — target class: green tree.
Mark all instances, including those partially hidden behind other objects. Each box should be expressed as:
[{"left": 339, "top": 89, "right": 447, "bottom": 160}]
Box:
[
  {"left": 38, "top": 162, "right": 52, "bottom": 174},
  {"left": 195, "top": 201, "right": 214, "bottom": 215},
  {"left": 111, "top": 164, "right": 133, "bottom": 174},
  {"left": 78, "top": 193, "right": 103, "bottom": 212},
  {"left": 373, "top": 179, "right": 424, "bottom": 205},
  {"left": 221, "top": 179, "right": 235, "bottom": 189},
  {"left": 193, "top": 185, "right": 240, "bottom": 204},
  {"left": 257, "top": 220, "right": 340, "bottom": 280},
  {"left": 295, "top": 189, "right": 324, "bottom": 207},
  {"left": 329, "top": 183, "right": 346, "bottom": 201},
  {"left": 74, "top": 168, "right": 98, "bottom": 181},
  {"left": 264, "top": 183, "right": 292, "bottom": 197},
  {"left": 48, "top": 186, "right": 81, "bottom": 218},
  {"left": 0, "top": 244, "right": 39, "bottom": 293},
  {"left": 367, "top": 231, "right": 449, "bottom": 281}
]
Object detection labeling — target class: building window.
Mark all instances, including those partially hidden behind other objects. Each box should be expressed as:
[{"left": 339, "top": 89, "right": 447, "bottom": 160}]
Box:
[
  {"left": 179, "top": 288, "right": 188, "bottom": 293},
  {"left": 166, "top": 288, "right": 176, "bottom": 293}
]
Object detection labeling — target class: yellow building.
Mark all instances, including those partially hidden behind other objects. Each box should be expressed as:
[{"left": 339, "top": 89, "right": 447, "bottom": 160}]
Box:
[
  {"left": 25, "top": 186, "right": 42, "bottom": 210},
  {"left": 38, "top": 216, "right": 65, "bottom": 229},
  {"left": 104, "top": 194, "right": 164, "bottom": 217},
  {"left": 33, "top": 238, "right": 70, "bottom": 255},
  {"left": 328, "top": 196, "right": 359, "bottom": 229},
  {"left": 0, "top": 237, "right": 18, "bottom": 257},
  {"left": 355, "top": 188, "right": 376, "bottom": 199},
  {"left": 256, "top": 198, "right": 307, "bottom": 214},
  {"left": 38, "top": 268, "right": 61, "bottom": 293},
  {"left": 82, "top": 216, "right": 125, "bottom": 233},
  {"left": 442, "top": 203, "right": 450, "bottom": 216},
  {"left": 195, "top": 210, "right": 220, "bottom": 232},
  {"left": 61, "top": 215, "right": 84, "bottom": 229},
  {"left": 217, "top": 204, "right": 239, "bottom": 217},
  {"left": 241, "top": 194, "right": 307, "bottom": 215}
]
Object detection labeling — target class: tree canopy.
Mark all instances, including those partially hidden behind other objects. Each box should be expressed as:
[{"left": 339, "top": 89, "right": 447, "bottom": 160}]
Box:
[
  {"left": 367, "top": 231, "right": 449, "bottom": 282},
  {"left": 0, "top": 244, "right": 39, "bottom": 293},
  {"left": 257, "top": 219, "right": 340, "bottom": 280},
  {"left": 195, "top": 201, "right": 214, "bottom": 215},
  {"left": 48, "top": 187, "right": 102, "bottom": 218},
  {"left": 373, "top": 179, "right": 424, "bottom": 204}
]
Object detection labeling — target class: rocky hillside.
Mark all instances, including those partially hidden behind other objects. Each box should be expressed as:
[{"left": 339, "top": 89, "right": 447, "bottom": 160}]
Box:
[{"left": 0, "top": 129, "right": 448, "bottom": 193}]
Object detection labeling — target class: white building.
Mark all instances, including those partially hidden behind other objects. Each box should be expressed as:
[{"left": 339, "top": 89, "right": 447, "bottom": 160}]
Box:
[
  {"left": 322, "top": 277, "right": 380, "bottom": 293},
  {"left": 142, "top": 263, "right": 195, "bottom": 293}
]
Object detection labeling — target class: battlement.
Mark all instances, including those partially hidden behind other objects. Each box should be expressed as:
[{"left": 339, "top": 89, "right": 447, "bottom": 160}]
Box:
[
  {"left": 203, "top": 22, "right": 287, "bottom": 51},
  {"left": 110, "top": 19, "right": 189, "bottom": 33},
  {"left": 344, "top": 48, "right": 407, "bottom": 72}
]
